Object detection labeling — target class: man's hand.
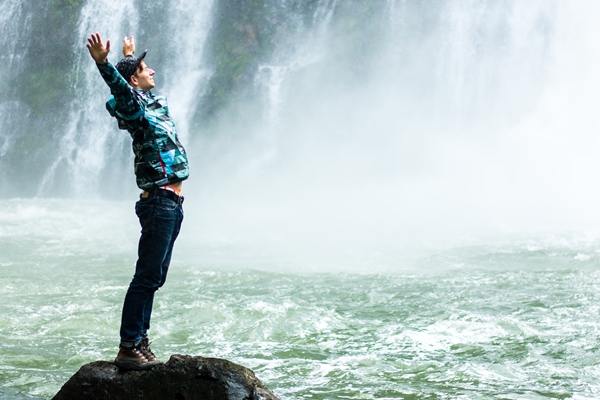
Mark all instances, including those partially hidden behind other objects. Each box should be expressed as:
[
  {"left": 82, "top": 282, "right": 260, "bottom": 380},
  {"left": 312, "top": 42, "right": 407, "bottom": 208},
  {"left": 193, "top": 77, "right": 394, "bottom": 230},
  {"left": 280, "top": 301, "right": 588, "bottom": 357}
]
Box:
[
  {"left": 123, "top": 36, "right": 135, "bottom": 57},
  {"left": 86, "top": 32, "right": 110, "bottom": 64}
]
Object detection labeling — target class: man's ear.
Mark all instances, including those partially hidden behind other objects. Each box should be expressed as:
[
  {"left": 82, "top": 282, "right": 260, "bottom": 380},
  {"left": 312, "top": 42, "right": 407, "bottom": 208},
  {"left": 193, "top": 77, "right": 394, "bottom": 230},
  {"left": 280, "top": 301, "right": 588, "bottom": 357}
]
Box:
[{"left": 129, "top": 75, "right": 138, "bottom": 87}]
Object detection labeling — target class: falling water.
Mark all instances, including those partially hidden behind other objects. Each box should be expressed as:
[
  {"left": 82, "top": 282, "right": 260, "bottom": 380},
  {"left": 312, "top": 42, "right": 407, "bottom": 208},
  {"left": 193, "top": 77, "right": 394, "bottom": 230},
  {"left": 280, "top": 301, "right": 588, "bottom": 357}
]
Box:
[
  {"left": 160, "top": 0, "right": 215, "bottom": 144},
  {"left": 37, "top": 1, "right": 140, "bottom": 197},
  {"left": 0, "top": 2, "right": 31, "bottom": 163}
]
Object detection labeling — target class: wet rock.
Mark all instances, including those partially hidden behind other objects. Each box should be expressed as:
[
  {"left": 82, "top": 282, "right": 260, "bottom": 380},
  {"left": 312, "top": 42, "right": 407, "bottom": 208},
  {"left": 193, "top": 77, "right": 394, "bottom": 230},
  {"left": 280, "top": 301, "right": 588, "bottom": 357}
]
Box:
[{"left": 52, "top": 354, "right": 280, "bottom": 400}]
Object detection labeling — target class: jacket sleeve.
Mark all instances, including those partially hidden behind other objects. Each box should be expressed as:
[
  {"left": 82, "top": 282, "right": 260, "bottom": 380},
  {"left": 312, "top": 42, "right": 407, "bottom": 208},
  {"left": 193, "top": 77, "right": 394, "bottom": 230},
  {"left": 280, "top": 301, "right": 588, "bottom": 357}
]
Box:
[{"left": 96, "top": 61, "right": 144, "bottom": 121}]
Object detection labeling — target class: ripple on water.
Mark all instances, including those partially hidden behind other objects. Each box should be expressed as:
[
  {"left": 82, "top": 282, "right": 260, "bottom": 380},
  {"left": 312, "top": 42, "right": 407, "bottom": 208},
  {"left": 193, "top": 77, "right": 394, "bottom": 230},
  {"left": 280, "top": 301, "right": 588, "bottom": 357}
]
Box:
[{"left": 3, "top": 201, "right": 600, "bottom": 398}]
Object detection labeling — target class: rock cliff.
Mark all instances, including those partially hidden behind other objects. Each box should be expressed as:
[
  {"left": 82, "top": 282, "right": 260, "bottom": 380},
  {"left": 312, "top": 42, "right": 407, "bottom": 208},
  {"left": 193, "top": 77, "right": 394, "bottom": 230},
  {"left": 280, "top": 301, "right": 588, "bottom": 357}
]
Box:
[{"left": 52, "top": 354, "right": 280, "bottom": 400}]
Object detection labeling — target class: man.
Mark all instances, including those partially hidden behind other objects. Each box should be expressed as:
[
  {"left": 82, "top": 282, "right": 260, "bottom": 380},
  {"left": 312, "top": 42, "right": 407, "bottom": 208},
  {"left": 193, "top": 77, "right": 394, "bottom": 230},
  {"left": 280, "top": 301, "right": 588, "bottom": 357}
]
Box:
[{"left": 86, "top": 32, "right": 189, "bottom": 370}]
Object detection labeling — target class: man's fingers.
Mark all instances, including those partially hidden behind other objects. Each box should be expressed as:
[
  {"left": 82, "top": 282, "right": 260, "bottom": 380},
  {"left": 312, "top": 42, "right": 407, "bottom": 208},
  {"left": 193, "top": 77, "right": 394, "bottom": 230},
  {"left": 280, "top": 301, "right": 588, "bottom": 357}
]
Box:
[
  {"left": 86, "top": 33, "right": 110, "bottom": 50},
  {"left": 87, "top": 32, "right": 102, "bottom": 46}
]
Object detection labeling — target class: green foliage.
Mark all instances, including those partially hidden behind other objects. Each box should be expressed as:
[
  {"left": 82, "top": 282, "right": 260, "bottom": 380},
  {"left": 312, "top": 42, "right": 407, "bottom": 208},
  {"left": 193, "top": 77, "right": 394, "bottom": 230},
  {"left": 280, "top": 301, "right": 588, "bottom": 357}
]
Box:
[
  {"left": 199, "top": 0, "right": 276, "bottom": 120},
  {"left": 12, "top": 132, "right": 46, "bottom": 155},
  {"left": 47, "top": 0, "right": 86, "bottom": 23},
  {"left": 0, "top": 0, "right": 85, "bottom": 194},
  {"left": 19, "top": 70, "right": 68, "bottom": 117},
  {"left": 16, "top": 1, "right": 85, "bottom": 117}
]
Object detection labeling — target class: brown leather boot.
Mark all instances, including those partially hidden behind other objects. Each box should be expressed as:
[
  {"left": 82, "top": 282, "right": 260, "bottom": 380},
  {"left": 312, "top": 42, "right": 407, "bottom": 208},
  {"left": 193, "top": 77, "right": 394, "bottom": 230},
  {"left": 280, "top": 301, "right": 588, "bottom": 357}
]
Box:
[
  {"left": 139, "top": 338, "right": 160, "bottom": 363},
  {"left": 114, "top": 344, "right": 160, "bottom": 370}
]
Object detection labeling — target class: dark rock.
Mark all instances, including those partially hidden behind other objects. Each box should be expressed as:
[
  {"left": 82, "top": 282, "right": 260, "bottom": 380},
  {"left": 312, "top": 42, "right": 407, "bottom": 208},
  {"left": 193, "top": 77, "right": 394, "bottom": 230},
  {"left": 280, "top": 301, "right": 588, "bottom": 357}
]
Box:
[{"left": 52, "top": 354, "right": 280, "bottom": 400}]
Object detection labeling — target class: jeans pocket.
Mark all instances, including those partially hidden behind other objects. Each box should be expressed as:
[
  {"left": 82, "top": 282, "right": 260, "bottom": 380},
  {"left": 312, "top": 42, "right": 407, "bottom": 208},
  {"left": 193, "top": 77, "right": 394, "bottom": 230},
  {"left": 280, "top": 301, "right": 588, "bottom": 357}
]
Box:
[
  {"left": 157, "top": 196, "right": 178, "bottom": 211},
  {"left": 135, "top": 197, "right": 154, "bottom": 221}
]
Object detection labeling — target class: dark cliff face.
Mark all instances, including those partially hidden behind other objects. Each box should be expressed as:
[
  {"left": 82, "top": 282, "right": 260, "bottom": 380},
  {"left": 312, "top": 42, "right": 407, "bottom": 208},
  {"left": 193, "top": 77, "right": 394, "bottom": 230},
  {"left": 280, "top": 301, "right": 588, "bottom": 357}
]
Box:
[{"left": 52, "top": 354, "right": 280, "bottom": 400}]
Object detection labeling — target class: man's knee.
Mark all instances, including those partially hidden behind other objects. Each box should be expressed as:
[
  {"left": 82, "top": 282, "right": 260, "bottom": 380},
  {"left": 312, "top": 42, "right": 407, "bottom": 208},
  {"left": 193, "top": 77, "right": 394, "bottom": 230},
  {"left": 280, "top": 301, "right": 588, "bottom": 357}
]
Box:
[{"left": 129, "top": 275, "right": 161, "bottom": 292}]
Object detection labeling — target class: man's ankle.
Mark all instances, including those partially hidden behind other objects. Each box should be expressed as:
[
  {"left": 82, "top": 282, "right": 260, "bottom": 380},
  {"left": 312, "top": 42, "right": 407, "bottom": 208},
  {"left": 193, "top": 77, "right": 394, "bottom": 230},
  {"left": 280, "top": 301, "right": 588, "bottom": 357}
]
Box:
[{"left": 120, "top": 340, "right": 140, "bottom": 348}]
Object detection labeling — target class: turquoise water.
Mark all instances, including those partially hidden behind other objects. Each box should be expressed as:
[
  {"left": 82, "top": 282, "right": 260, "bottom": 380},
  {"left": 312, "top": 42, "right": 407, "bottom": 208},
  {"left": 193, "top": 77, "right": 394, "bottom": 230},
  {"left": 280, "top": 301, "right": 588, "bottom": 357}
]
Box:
[{"left": 2, "top": 200, "right": 600, "bottom": 399}]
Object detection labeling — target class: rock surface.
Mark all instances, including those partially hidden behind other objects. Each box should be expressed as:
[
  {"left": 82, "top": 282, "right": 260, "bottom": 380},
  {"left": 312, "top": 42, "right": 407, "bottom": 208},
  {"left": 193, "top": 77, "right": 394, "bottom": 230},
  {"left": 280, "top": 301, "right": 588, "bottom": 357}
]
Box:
[{"left": 52, "top": 354, "right": 280, "bottom": 400}]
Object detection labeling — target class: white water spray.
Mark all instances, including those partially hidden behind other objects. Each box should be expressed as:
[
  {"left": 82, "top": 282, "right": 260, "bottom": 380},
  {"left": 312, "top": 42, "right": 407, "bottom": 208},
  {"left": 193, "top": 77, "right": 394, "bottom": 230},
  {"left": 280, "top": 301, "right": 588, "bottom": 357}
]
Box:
[
  {"left": 2, "top": 0, "right": 598, "bottom": 253},
  {"left": 37, "top": 0, "right": 215, "bottom": 198},
  {"left": 162, "top": 0, "right": 215, "bottom": 144},
  {"left": 38, "top": 0, "right": 140, "bottom": 197},
  {"left": 0, "top": 3, "right": 31, "bottom": 160},
  {"left": 186, "top": 0, "right": 600, "bottom": 255}
]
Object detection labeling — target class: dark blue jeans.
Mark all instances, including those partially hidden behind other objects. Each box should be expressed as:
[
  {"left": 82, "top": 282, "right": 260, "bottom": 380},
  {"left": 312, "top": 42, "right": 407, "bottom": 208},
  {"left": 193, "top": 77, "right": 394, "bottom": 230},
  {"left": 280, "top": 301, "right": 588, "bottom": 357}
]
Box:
[{"left": 120, "top": 193, "right": 183, "bottom": 346}]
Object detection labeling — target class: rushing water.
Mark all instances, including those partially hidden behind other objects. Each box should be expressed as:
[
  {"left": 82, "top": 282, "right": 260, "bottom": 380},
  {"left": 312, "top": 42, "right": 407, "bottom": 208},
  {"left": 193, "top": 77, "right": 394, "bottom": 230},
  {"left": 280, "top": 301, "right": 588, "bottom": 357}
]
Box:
[
  {"left": 2, "top": 1, "right": 600, "bottom": 399},
  {"left": 2, "top": 199, "right": 600, "bottom": 399}
]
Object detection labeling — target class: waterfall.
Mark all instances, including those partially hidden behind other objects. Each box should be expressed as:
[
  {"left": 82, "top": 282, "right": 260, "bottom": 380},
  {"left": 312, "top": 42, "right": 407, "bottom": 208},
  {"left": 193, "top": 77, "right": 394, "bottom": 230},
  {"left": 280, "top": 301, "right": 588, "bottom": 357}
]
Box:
[
  {"left": 251, "top": 0, "right": 340, "bottom": 170},
  {"left": 2, "top": 0, "right": 599, "bottom": 240},
  {"left": 38, "top": 1, "right": 140, "bottom": 197},
  {"left": 161, "top": 0, "right": 215, "bottom": 144},
  {"left": 36, "top": 0, "right": 214, "bottom": 198},
  {"left": 0, "top": 2, "right": 30, "bottom": 164}
]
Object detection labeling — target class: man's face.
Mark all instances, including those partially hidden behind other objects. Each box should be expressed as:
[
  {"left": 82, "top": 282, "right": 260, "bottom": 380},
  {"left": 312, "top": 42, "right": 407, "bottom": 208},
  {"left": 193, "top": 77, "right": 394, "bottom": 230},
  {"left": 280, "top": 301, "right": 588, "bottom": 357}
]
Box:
[{"left": 131, "top": 61, "right": 155, "bottom": 90}]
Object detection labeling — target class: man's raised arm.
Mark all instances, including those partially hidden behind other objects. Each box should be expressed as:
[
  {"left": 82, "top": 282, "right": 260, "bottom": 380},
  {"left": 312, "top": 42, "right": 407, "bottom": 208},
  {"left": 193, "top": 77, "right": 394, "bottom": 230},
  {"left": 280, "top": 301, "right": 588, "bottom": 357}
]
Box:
[
  {"left": 86, "top": 32, "right": 110, "bottom": 65},
  {"left": 123, "top": 36, "right": 135, "bottom": 58},
  {"left": 86, "top": 32, "right": 142, "bottom": 120}
]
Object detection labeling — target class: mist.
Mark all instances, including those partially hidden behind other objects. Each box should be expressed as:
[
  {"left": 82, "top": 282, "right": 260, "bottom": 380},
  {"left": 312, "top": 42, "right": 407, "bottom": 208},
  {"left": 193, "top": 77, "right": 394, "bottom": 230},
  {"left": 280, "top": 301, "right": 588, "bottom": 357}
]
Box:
[
  {"left": 2, "top": 0, "right": 600, "bottom": 258},
  {"left": 179, "top": 0, "right": 600, "bottom": 258}
]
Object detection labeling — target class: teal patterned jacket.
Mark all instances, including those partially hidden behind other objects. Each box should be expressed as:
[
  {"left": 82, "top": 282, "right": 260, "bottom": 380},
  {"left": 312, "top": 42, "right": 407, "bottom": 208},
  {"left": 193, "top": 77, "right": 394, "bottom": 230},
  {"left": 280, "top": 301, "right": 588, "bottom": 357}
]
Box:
[{"left": 96, "top": 60, "right": 189, "bottom": 190}]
